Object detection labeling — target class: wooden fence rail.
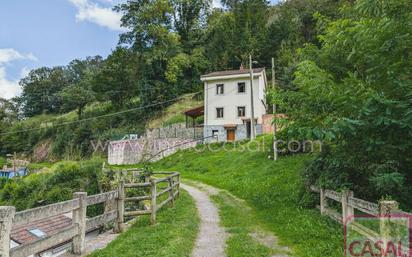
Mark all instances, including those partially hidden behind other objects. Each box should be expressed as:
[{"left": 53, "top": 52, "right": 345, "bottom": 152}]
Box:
[
  {"left": 123, "top": 172, "right": 180, "bottom": 225},
  {"left": 310, "top": 186, "right": 411, "bottom": 251},
  {"left": 0, "top": 171, "right": 180, "bottom": 257}
]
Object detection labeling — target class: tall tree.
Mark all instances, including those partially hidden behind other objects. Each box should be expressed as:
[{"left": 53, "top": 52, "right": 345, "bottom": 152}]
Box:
[
  {"left": 0, "top": 98, "right": 18, "bottom": 125},
  {"left": 59, "top": 83, "right": 95, "bottom": 119},
  {"left": 92, "top": 48, "right": 139, "bottom": 109},
  {"left": 204, "top": 0, "right": 269, "bottom": 70},
  {"left": 19, "top": 67, "right": 69, "bottom": 117},
  {"left": 172, "top": 0, "right": 211, "bottom": 50},
  {"left": 275, "top": 0, "right": 412, "bottom": 206}
]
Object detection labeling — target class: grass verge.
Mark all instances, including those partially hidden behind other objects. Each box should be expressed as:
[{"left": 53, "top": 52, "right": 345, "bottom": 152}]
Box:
[
  {"left": 144, "top": 137, "right": 343, "bottom": 257},
  {"left": 87, "top": 191, "right": 199, "bottom": 257},
  {"left": 208, "top": 188, "right": 289, "bottom": 257}
]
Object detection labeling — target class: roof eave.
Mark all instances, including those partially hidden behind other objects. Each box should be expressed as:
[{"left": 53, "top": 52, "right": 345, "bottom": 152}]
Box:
[{"left": 201, "top": 71, "right": 264, "bottom": 82}]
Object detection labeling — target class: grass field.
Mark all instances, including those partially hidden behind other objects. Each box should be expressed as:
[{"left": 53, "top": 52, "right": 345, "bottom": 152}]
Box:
[
  {"left": 183, "top": 180, "right": 287, "bottom": 257},
  {"left": 87, "top": 191, "right": 199, "bottom": 257},
  {"left": 141, "top": 137, "right": 344, "bottom": 257}
]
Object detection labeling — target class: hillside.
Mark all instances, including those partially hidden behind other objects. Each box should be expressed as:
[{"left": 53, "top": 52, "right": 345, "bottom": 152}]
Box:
[
  {"left": 116, "top": 136, "right": 343, "bottom": 257},
  {"left": 0, "top": 94, "right": 201, "bottom": 161},
  {"left": 147, "top": 94, "right": 202, "bottom": 129}
]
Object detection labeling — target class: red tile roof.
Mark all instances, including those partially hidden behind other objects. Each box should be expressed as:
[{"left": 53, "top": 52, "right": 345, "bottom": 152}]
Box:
[
  {"left": 11, "top": 214, "right": 72, "bottom": 245},
  {"left": 201, "top": 68, "right": 265, "bottom": 78}
]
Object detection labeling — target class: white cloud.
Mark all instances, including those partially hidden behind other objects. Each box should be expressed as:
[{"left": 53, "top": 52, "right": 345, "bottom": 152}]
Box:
[
  {"left": 0, "top": 49, "right": 37, "bottom": 65},
  {"left": 0, "top": 49, "right": 37, "bottom": 99},
  {"left": 69, "top": 0, "right": 125, "bottom": 31},
  {"left": 0, "top": 49, "right": 23, "bottom": 64},
  {"left": 0, "top": 67, "right": 21, "bottom": 99}
]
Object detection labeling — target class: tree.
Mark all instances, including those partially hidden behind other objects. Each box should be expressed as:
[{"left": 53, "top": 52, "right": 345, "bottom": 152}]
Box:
[
  {"left": 203, "top": 0, "right": 269, "bottom": 70},
  {"left": 19, "top": 67, "right": 69, "bottom": 117},
  {"left": 92, "top": 48, "right": 138, "bottom": 109},
  {"left": 59, "top": 84, "right": 95, "bottom": 119},
  {"left": 263, "top": 0, "right": 352, "bottom": 89},
  {"left": 66, "top": 56, "right": 103, "bottom": 85},
  {"left": 0, "top": 98, "right": 18, "bottom": 124},
  {"left": 115, "top": 0, "right": 184, "bottom": 108},
  {"left": 172, "top": 0, "right": 211, "bottom": 50},
  {"left": 275, "top": 0, "right": 412, "bottom": 207}
]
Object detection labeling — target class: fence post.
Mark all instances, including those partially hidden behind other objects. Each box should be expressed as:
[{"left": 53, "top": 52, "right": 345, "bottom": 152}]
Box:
[
  {"left": 168, "top": 177, "right": 175, "bottom": 207},
  {"left": 176, "top": 174, "right": 180, "bottom": 197},
  {"left": 114, "top": 180, "right": 125, "bottom": 233},
  {"left": 341, "top": 190, "right": 354, "bottom": 222},
  {"left": 320, "top": 188, "right": 327, "bottom": 215},
  {"left": 380, "top": 200, "right": 399, "bottom": 248},
  {"left": 0, "top": 206, "right": 15, "bottom": 257},
  {"left": 150, "top": 179, "right": 157, "bottom": 225},
  {"left": 72, "top": 192, "right": 87, "bottom": 255}
]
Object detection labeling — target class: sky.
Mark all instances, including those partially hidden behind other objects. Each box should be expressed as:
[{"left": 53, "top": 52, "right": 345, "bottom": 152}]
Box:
[{"left": 0, "top": 0, "right": 279, "bottom": 100}]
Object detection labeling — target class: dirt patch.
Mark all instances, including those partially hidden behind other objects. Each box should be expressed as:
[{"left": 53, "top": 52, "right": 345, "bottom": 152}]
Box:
[{"left": 32, "top": 139, "right": 53, "bottom": 162}]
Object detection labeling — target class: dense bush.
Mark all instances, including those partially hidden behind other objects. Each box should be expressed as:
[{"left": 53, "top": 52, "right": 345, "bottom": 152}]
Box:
[
  {"left": 273, "top": 0, "right": 412, "bottom": 210},
  {"left": 0, "top": 157, "right": 6, "bottom": 168},
  {"left": 0, "top": 159, "right": 104, "bottom": 212}
]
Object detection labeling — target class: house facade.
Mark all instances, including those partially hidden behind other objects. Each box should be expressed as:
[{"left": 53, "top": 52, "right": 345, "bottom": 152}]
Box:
[{"left": 201, "top": 68, "right": 267, "bottom": 142}]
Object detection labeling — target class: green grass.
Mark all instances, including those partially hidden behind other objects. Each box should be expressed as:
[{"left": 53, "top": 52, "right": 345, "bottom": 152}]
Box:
[
  {"left": 27, "top": 161, "right": 55, "bottom": 170},
  {"left": 147, "top": 94, "right": 202, "bottom": 128},
  {"left": 143, "top": 136, "right": 344, "bottom": 257},
  {"left": 206, "top": 189, "right": 285, "bottom": 257},
  {"left": 88, "top": 191, "right": 199, "bottom": 257}
]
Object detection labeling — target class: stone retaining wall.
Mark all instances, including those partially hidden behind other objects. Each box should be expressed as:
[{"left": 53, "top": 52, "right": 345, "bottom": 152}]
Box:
[{"left": 108, "top": 138, "right": 199, "bottom": 165}]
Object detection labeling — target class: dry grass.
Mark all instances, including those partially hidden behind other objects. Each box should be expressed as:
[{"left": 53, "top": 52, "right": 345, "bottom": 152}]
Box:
[{"left": 147, "top": 94, "right": 203, "bottom": 129}]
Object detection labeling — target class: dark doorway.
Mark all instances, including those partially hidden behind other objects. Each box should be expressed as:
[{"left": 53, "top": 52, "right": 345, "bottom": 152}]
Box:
[{"left": 246, "top": 121, "right": 251, "bottom": 138}]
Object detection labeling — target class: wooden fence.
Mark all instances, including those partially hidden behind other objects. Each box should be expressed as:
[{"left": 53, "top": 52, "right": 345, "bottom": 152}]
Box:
[
  {"left": 0, "top": 171, "right": 180, "bottom": 257},
  {"left": 310, "top": 186, "right": 411, "bottom": 248},
  {"left": 123, "top": 172, "right": 180, "bottom": 224}
]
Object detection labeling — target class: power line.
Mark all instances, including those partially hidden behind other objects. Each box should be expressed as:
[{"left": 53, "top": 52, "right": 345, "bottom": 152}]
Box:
[
  {"left": 0, "top": 92, "right": 202, "bottom": 136},
  {"left": 1, "top": 76, "right": 263, "bottom": 136}
]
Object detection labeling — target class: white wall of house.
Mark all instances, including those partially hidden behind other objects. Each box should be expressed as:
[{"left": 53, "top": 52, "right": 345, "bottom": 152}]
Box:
[{"left": 203, "top": 72, "right": 267, "bottom": 126}]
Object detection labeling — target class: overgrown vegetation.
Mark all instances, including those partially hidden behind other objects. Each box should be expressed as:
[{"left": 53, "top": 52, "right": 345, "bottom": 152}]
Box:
[
  {"left": 87, "top": 191, "right": 199, "bottom": 257},
  {"left": 0, "top": 159, "right": 104, "bottom": 211},
  {"left": 0, "top": 157, "right": 6, "bottom": 167},
  {"left": 270, "top": 0, "right": 412, "bottom": 210}
]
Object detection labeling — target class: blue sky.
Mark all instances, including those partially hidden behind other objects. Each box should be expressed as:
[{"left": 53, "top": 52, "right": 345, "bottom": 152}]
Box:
[
  {"left": 0, "top": 0, "right": 126, "bottom": 99},
  {"left": 0, "top": 0, "right": 279, "bottom": 99}
]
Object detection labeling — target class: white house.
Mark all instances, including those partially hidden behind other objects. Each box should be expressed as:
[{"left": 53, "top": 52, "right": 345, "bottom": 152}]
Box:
[{"left": 201, "top": 68, "right": 267, "bottom": 142}]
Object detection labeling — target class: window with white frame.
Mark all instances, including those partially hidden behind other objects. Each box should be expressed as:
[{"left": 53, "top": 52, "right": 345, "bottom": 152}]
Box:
[
  {"left": 238, "top": 82, "right": 246, "bottom": 93},
  {"left": 216, "top": 84, "right": 224, "bottom": 95},
  {"left": 216, "top": 107, "right": 224, "bottom": 118},
  {"left": 237, "top": 106, "right": 246, "bottom": 117}
]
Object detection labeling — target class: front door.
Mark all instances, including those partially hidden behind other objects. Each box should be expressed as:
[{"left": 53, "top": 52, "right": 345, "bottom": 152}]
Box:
[{"left": 226, "top": 129, "right": 235, "bottom": 141}]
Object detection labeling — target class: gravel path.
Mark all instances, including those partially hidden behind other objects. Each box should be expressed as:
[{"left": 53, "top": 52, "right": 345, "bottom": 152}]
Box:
[{"left": 181, "top": 184, "right": 227, "bottom": 257}]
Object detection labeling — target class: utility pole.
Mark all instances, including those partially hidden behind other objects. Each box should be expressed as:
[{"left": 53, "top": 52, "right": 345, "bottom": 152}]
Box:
[
  {"left": 249, "top": 55, "right": 256, "bottom": 140},
  {"left": 272, "top": 58, "right": 278, "bottom": 161}
]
